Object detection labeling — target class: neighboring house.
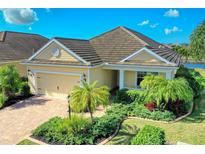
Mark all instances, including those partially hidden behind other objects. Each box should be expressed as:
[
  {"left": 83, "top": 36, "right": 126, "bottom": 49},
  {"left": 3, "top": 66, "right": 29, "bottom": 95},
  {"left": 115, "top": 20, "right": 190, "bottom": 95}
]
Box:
[
  {"left": 0, "top": 31, "right": 48, "bottom": 76},
  {"left": 22, "top": 26, "right": 181, "bottom": 99}
]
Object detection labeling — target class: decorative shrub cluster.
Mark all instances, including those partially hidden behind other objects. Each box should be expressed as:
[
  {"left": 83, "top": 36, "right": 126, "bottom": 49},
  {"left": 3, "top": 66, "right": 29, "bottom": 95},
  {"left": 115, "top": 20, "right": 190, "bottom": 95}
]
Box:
[
  {"left": 32, "top": 104, "right": 130, "bottom": 145},
  {"left": 131, "top": 125, "right": 165, "bottom": 145},
  {"left": 32, "top": 115, "right": 93, "bottom": 145},
  {"left": 129, "top": 104, "right": 176, "bottom": 122}
]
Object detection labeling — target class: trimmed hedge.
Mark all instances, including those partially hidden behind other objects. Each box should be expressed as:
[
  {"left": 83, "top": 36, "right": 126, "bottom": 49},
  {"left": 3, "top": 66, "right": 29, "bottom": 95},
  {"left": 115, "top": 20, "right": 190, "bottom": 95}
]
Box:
[{"left": 131, "top": 125, "right": 165, "bottom": 145}]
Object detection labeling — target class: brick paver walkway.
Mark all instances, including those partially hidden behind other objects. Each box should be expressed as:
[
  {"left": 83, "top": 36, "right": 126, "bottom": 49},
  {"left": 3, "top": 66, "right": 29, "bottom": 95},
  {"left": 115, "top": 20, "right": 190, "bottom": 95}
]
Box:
[{"left": 0, "top": 96, "right": 106, "bottom": 145}]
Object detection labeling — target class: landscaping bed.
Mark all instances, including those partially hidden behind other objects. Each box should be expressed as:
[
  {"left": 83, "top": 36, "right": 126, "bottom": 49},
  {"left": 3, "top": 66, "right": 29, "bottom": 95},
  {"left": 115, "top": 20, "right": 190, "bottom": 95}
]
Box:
[
  {"left": 108, "top": 90, "right": 205, "bottom": 145},
  {"left": 32, "top": 104, "right": 128, "bottom": 145}
]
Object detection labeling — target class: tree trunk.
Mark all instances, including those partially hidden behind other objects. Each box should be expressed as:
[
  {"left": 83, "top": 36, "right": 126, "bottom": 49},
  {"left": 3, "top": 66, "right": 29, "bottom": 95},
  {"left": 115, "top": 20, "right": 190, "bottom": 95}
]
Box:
[
  {"left": 68, "top": 103, "right": 71, "bottom": 119},
  {"left": 90, "top": 110, "right": 93, "bottom": 122}
]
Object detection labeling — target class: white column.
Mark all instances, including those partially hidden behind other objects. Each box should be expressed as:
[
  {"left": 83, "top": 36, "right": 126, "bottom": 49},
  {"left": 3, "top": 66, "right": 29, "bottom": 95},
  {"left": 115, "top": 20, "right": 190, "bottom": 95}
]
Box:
[
  {"left": 165, "top": 70, "right": 172, "bottom": 80},
  {"left": 119, "top": 69, "right": 124, "bottom": 89}
]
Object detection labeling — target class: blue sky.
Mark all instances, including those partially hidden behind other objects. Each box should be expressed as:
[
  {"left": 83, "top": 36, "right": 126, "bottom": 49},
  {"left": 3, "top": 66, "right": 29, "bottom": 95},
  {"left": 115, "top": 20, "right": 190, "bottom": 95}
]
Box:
[{"left": 0, "top": 8, "right": 205, "bottom": 44}]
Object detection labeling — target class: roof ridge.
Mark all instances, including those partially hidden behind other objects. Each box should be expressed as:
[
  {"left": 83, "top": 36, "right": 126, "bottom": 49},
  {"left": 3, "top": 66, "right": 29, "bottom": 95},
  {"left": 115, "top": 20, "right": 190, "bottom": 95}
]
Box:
[
  {"left": 120, "top": 26, "right": 148, "bottom": 46},
  {"left": 0, "top": 30, "right": 47, "bottom": 38},
  {"left": 54, "top": 37, "right": 88, "bottom": 41},
  {"left": 90, "top": 26, "right": 122, "bottom": 40}
]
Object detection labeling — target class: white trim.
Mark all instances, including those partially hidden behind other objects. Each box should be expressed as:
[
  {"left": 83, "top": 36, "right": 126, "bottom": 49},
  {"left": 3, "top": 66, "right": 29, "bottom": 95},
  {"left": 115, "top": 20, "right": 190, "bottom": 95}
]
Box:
[
  {"left": 87, "top": 68, "right": 91, "bottom": 84},
  {"left": 103, "top": 63, "right": 178, "bottom": 71},
  {"left": 119, "top": 69, "right": 124, "bottom": 89},
  {"left": 21, "top": 62, "right": 104, "bottom": 68},
  {"left": 32, "top": 69, "right": 83, "bottom": 76},
  {"left": 27, "top": 39, "right": 88, "bottom": 64},
  {"left": 120, "top": 47, "right": 175, "bottom": 65}
]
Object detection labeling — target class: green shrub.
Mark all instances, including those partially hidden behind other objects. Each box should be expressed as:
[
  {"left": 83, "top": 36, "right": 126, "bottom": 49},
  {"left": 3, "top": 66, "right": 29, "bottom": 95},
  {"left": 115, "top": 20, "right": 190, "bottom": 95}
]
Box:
[
  {"left": 129, "top": 104, "right": 175, "bottom": 121},
  {"left": 149, "top": 110, "right": 176, "bottom": 121},
  {"left": 19, "top": 82, "right": 30, "bottom": 97},
  {"left": 113, "top": 88, "right": 132, "bottom": 104},
  {"left": 176, "top": 66, "right": 205, "bottom": 97},
  {"left": 131, "top": 125, "right": 165, "bottom": 145},
  {"left": 127, "top": 89, "right": 145, "bottom": 104},
  {"left": 113, "top": 89, "right": 146, "bottom": 104},
  {"left": 0, "top": 93, "right": 8, "bottom": 108},
  {"left": 91, "top": 103, "right": 130, "bottom": 143},
  {"left": 32, "top": 115, "right": 93, "bottom": 145},
  {"left": 106, "top": 103, "right": 132, "bottom": 118},
  {"left": 0, "top": 65, "right": 21, "bottom": 98}
]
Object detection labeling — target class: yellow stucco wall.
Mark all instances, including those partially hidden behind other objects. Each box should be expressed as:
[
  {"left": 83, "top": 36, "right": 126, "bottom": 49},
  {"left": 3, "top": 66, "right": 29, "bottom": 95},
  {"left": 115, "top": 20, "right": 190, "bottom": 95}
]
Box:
[
  {"left": 0, "top": 61, "right": 27, "bottom": 77},
  {"left": 35, "top": 41, "right": 78, "bottom": 62},
  {"left": 124, "top": 71, "right": 136, "bottom": 88},
  {"left": 89, "top": 68, "right": 117, "bottom": 89},
  {"left": 129, "top": 50, "right": 164, "bottom": 64}
]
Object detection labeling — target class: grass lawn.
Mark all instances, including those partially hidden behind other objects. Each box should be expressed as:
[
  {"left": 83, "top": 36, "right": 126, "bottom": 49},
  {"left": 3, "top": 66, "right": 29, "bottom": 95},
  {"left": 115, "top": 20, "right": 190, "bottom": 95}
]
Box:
[
  {"left": 17, "top": 139, "right": 39, "bottom": 145},
  {"left": 108, "top": 90, "right": 205, "bottom": 145},
  {"left": 196, "top": 68, "right": 205, "bottom": 77}
]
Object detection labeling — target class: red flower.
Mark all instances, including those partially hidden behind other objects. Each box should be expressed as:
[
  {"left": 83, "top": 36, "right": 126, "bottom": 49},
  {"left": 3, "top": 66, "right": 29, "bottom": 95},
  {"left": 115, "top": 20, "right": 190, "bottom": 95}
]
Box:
[{"left": 145, "top": 102, "right": 156, "bottom": 111}]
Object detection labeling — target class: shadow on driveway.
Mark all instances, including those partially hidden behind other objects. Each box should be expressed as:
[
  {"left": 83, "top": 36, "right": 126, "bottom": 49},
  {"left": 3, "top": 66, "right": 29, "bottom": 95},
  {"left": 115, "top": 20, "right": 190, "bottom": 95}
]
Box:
[{"left": 10, "top": 96, "right": 52, "bottom": 110}]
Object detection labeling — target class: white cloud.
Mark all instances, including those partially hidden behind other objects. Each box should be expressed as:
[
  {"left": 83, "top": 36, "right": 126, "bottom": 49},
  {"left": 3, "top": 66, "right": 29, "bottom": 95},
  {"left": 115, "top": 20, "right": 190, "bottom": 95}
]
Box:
[
  {"left": 138, "top": 20, "right": 149, "bottom": 26},
  {"left": 1, "top": 8, "right": 38, "bottom": 25},
  {"left": 164, "top": 9, "right": 179, "bottom": 17},
  {"left": 28, "top": 26, "right": 32, "bottom": 30},
  {"left": 150, "top": 23, "right": 159, "bottom": 28},
  {"left": 164, "top": 26, "right": 182, "bottom": 35}
]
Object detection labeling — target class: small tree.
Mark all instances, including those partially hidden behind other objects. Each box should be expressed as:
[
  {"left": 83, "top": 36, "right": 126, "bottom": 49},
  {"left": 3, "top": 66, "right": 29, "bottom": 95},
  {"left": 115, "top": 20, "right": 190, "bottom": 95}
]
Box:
[
  {"left": 140, "top": 76, "right": 193, "bottom": 110},
  {"left": 69, "top": 81, "right": 110, "bottom": 121},
  {"left": 190, "top": 20, "right": 205, "bottom": 61},
  {"left": 0, "top": 65, "right": 21, "bottom": 98}
]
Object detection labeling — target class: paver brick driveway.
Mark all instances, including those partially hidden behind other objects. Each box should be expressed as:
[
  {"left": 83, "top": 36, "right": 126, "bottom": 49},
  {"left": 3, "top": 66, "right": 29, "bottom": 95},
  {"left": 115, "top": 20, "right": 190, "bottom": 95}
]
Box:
[
  {"left": 0, "top": 95, "right": 106, "bottom": 145},
  {"left": 0, "top": 96, "right": 68, "bottom": 145}
]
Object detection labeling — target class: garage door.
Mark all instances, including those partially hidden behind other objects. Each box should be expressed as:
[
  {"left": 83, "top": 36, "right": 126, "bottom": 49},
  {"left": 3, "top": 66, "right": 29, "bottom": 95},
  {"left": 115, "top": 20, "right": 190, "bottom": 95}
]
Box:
[{"left": 36, "top": 73, "right": 81, "bottom": 99}]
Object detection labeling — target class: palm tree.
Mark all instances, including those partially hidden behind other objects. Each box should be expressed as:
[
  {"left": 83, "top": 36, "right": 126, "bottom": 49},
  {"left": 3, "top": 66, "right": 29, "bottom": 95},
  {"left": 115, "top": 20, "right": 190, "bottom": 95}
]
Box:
[
  {"left": 69, "top": 80, "right": 110, "bottom": 121},
  {"left": 140, "top": 76, "right": 193, "bottom": 109}
]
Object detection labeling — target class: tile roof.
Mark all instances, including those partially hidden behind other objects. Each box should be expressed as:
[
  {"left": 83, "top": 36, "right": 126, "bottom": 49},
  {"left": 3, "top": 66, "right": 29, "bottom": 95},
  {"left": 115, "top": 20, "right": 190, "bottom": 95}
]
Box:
[
  {"left": 28, "top": 26, "right": 181, "bottom": 67},
  {"left": 90, "top": 26, "right": 181, "bottom": 66},
  {"left": 54, "top": 37, "right": 103, "bottom": 66},
  {"left": 0, "top": 31, "right": 48, "bottom": 62}
]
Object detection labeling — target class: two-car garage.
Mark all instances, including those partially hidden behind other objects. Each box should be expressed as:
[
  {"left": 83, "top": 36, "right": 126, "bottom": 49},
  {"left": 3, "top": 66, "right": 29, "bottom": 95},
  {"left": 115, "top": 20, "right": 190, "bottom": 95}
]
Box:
[
  {"left": 36, "top": 72, "right": 81, "bottom": 99},
  {"left": 27, "top": 66, "right": 85, "bottom": 100}
]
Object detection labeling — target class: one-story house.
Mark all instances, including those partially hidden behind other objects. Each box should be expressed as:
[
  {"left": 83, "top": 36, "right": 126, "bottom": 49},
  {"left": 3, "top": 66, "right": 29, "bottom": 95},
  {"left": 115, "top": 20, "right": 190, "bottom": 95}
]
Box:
[
  {"left": 0, "top": 31, "right": 48, "bottom": 76},
  {"left": 22, "top": 26, "right": 181, "bottom": 99}
]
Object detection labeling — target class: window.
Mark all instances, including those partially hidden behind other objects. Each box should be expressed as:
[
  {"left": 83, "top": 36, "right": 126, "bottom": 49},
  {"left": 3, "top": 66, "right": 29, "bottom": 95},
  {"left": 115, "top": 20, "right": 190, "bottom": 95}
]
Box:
[{"left": 136, "top": 71, "right": 158, "bottom": 87}]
